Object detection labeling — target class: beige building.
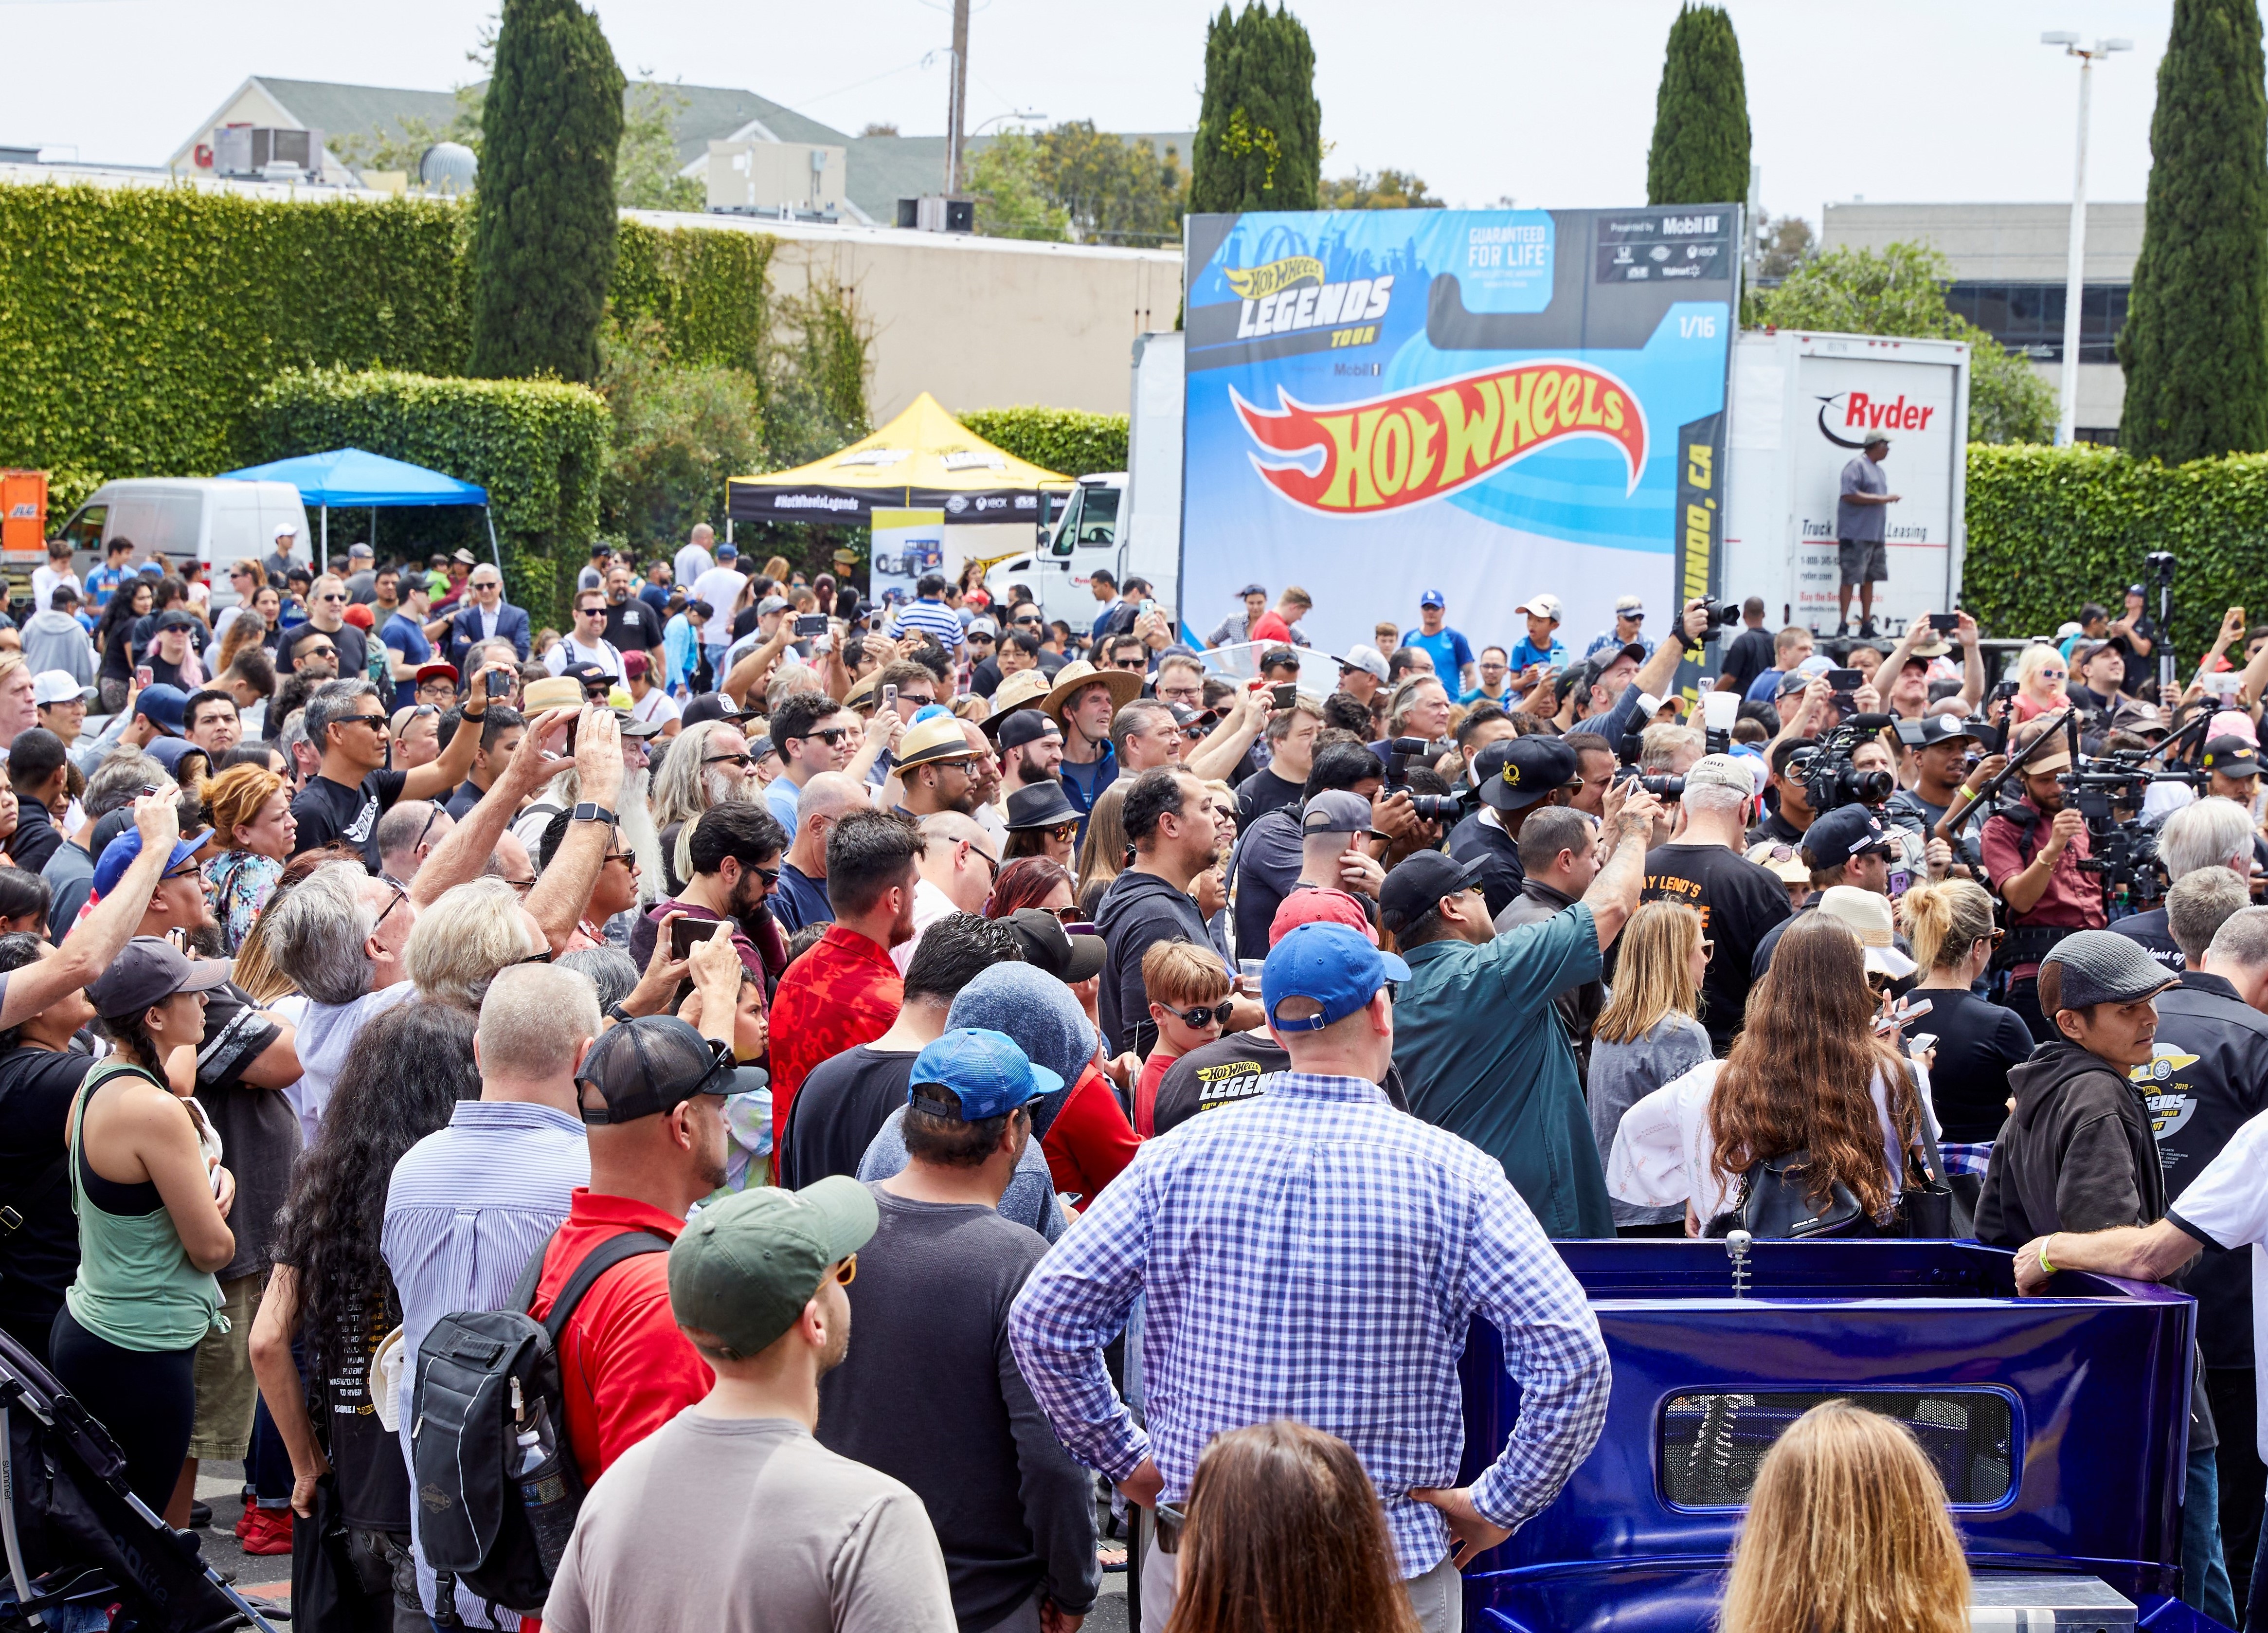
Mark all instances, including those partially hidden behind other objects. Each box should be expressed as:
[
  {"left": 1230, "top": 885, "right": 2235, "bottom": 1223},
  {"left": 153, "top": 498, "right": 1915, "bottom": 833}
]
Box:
[
  {"left": 1821, "top": 200, "right": 2142, "bottom": 439},
  {"left": 623, "top": 208, "right": 1178, "bottom": 420}
]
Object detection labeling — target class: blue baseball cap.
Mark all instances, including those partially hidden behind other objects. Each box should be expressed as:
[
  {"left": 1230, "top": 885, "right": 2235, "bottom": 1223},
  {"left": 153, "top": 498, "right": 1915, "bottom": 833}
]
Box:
[
  {"left": 1261, "top": 922, "right": 1409, "bottom": 1033},
  {"left": 92, "top": 823, "right": 214, "bottom": 899},
  {"left": 907, "top": 1028, "right": 1065, "bottom": 1123},
  {"left": 133, "top": 684, "right": 189, "bottom": 736},
  {"left": 1419, "top": 589, "right": 1446, "bottom": 608}
]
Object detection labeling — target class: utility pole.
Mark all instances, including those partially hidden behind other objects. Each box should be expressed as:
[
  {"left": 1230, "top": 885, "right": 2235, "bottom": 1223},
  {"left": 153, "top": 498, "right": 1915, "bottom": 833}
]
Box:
[
  {"left": 945, "top": 0, "right": 970, "bottom": 194},
  {"left": 2041, "top": 31, "right": 2130, "bottom": 447}
]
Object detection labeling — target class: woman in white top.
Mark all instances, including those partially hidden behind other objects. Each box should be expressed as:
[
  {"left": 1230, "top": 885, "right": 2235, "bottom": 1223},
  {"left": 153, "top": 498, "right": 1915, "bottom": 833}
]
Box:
[{"left": 1610, "top": 914, "right": 1938, "bottom": 1234}]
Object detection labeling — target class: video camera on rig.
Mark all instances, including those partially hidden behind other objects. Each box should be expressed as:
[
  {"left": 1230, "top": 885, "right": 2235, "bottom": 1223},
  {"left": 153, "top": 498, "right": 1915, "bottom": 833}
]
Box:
[
  {"left": 1790, "top": 718, "right": 1897, "bottom": 814},
  {"left": 1382, "top": 736, "right": 1470, "bottom": 823},
  {"left": 2062, "top": 743, "right": 2207, "bottom": 909}
]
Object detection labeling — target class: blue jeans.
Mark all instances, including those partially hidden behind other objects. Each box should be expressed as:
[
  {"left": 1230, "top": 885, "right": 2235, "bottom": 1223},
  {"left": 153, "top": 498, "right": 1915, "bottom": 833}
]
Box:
[{"left": 2190, "top": 1444, "right": 2237, "bottom": 1628}]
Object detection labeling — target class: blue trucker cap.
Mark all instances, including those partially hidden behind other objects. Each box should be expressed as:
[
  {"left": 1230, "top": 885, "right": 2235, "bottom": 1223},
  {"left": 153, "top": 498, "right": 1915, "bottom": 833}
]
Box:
[
  {"left": 907, "top": 1027, "right": 1064, "bottom": 1123},
  {"left": 1261, "top": 922, "right": 1410, "bottom": 1033},
  {"left": 93, "top": 823, "right": 214, "bottom": 899}
]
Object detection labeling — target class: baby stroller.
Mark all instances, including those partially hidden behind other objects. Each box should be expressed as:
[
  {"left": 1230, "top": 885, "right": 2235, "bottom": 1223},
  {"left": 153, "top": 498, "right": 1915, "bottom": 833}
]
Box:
[{"left": 0, "top": 1326, "right": 282, "bottom": 1632}]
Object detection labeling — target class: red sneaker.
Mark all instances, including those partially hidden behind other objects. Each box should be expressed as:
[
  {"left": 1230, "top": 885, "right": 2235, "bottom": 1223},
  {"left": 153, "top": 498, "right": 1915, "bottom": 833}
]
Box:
[{"left": 237, "top": 1505, "right": 294, "bottom": 1556}]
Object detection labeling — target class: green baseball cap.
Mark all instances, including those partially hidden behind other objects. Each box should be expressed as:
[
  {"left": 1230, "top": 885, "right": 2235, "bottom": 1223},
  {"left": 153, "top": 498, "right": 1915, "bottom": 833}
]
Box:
[{"left": 667, "top": 1177, "right": 878, "bottom": 1357}]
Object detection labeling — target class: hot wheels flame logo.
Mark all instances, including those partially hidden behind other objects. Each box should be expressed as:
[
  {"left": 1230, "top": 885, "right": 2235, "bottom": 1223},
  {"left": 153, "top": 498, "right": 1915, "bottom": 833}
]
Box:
[{"left": 1231, "top": 360, "right": 1649, "bottom": 515}]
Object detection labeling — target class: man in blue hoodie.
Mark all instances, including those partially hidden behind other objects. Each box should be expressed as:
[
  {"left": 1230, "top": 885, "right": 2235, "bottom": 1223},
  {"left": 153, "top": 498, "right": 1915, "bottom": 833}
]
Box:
[{"left": 1094, "top": 768, "right": 1261, "bottom": 1053}]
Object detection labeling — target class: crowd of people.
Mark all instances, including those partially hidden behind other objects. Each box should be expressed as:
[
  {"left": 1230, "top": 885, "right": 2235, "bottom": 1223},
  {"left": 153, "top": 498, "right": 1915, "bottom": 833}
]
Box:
[{"left": 12, "top": 526, "right": 2268, "bottom": 1633}]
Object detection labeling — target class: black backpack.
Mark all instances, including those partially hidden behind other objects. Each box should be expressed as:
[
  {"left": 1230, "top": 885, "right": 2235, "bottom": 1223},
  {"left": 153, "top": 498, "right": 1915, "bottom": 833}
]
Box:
[{"left": 411, "top": 1227, "right": 670, "bottom": 1623}]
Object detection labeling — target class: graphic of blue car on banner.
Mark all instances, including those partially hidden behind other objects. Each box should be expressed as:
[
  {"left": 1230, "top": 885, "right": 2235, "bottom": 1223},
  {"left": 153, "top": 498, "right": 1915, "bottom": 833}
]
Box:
[{"left": 1179, "top": 206, "right": 1737, "bottom": 658}]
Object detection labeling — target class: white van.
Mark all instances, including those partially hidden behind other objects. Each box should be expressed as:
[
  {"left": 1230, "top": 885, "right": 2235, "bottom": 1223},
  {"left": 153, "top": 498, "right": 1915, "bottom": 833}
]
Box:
[
  {"left": 983, "top": 473, "right": 1138, "bottom": 636},
  {"left": 51, "top": 479, "right": 312, "bottom": 610}
]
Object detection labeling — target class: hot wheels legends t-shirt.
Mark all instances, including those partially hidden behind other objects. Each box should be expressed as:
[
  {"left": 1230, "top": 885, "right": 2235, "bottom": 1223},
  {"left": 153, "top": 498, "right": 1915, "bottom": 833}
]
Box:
[{"left": 1150, "top": 1032, "right": 1409, "bottom": 1137}]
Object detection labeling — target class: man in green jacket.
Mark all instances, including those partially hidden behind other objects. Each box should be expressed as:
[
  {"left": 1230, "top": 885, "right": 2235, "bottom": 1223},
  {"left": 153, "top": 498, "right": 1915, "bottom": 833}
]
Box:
[{"left": 1383, "top": 780, "right": 1657, "bottom": 1237}]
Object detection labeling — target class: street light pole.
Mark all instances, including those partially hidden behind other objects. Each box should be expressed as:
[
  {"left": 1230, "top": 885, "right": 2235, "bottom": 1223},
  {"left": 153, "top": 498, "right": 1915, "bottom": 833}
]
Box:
[
  {"left": 945, "top": 0, "right": 971, "bottom": 194},
  {"left": 2042, "top": 32, "right": 2130, "bottom": 448}
]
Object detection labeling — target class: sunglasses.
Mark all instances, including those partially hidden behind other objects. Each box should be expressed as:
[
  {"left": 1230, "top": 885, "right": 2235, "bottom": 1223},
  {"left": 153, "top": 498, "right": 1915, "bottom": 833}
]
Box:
[
  {"left": 343, "top": 710, "right": 386, "bottom": 729},
  {"left": 801, "top": 727, "right": 852, "bottom": 746},
  {"left": 502, "top": 875, "right": 537, "bottom": 892},
  {"left": 304, "top": 644, "right": 339, "bottom": 660},
  {"left": 408, "top": 804, "right": 443, "bottom": 852},
  {"left": 1044, "top": 822, "right": 1079, "bottom": 843},
  {"left": 833, "top": 1255, "right": 857, "bottom": 1287},
  {"left": 704, "top": 752, "right": 756, "bottom": 769},
  {"left": 603, "top": 849, "right": 637, "bottom": 866},
  {"left": 318, "top": 592, "right": 346, "bottom": 603},
  {"left": 372, "top": 885, "right": 410, "bottom": 936},
  {"left": 1699, "top": 938, "right": 1715, "bottom": 962},
  {"left": 750, "top": 863, "right": 781, "bottom": 889},
  {"left": 1168, "top": 1000, "right": 1235, "bottom": 1029}
]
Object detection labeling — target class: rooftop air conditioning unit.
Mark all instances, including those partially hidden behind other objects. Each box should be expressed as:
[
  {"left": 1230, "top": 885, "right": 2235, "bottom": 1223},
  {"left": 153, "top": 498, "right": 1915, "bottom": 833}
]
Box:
[
  {"left": 896, "top": 195, "right": 976, "bottom": 234},
  {"left": 211, "top": 125, "right": 324, "bottom": 181}
]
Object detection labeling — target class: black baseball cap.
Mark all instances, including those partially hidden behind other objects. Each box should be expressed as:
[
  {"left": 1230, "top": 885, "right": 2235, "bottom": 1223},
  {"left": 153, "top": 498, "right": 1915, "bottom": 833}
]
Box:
[
  {"left": 1000, "top": 908, "right": 1107, "bottom": 982},
  {"left": 681, "top": 693, "right": 754, "bottom": 727},
  {"left": 1800, "top": 804, "right": 1898, "bottom": 869},
  {"left": 1475, "top": 737, "right": 1581, "bottom": 813},
  {"left": 2204, "top": 735, "right": 2262, "bottom": 780},
  {"left": 993, "top": 708, "right": 1060, "bottom": 753},
  {"left": 1379, "top": 850, "right": 1486, "bottom": 935},
  {"left": 84, "top": 936, "right": 232, "bottom": 1021},
  {"left": 1906, "top": 714, "right": 1981, "bottom": 749},
  {"left": 576, "top": 1016, "right": 743, "bottom": 1125}
]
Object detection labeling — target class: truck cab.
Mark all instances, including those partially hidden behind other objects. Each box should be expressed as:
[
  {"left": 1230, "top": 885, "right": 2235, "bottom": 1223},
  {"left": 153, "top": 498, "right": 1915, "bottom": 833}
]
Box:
[{"left": 984, "top": 474, "right": 1127, "bottom": 635}]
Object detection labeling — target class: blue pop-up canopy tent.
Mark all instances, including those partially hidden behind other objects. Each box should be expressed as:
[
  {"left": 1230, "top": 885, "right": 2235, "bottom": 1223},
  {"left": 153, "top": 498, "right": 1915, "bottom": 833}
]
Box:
[{"left": 216, "top": 447, "right": 498, "bottom": 575}]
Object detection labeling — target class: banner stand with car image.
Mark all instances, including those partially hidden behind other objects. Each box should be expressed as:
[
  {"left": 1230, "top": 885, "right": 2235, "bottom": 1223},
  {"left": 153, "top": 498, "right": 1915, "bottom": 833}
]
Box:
[{"left": 1178, "top": 205, "right": 1740, "bottom": 657}]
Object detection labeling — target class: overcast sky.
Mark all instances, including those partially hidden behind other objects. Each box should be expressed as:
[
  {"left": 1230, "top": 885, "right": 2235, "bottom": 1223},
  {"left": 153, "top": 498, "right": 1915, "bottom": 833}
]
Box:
[{"left": 8, "top": 0, "right": 2187, "bottom": 225}]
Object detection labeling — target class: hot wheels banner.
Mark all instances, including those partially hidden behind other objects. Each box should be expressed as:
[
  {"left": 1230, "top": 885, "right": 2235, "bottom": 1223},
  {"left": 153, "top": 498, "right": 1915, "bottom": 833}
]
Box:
[{"left": 1180, "top": 207, "right": 1738, "bottom": 659}]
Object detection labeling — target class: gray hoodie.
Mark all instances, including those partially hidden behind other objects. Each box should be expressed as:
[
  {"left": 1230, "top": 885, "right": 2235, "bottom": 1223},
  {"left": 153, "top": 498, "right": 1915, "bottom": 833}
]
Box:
[{"left": 20, "top": 610, "right": 94, "bottom": 687}]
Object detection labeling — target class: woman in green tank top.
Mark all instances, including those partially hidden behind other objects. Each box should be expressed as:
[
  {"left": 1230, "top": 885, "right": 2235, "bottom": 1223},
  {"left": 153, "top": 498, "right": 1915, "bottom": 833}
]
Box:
[{"left": 51, "top": 936, "right": 238, "bottom": 1518}]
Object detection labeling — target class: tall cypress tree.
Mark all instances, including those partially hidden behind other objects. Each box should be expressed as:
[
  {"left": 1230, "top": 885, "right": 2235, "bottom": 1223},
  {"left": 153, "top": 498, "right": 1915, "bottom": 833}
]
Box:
[
  {"left": 2120, "top": 0, "right": 2268, "bottom": 462},
  {"left": 468, "top": 0, "right": 625, "bottom": 382},
  {"left": 1190, "top": 2, "right": 1322, "bottom": 214},
  {"left": 1645, "top": 3, "right": 1751, "bottom": 208}
]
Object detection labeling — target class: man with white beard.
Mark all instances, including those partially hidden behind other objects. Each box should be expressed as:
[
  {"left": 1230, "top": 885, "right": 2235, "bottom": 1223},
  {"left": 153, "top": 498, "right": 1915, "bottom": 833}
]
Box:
[{"left": 650, "top": 715, "right": 768, "bottom": 895}]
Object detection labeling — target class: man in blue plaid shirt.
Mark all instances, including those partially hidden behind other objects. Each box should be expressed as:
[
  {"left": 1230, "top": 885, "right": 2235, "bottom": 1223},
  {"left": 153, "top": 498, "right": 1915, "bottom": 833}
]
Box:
[{"left": 1009, "top": 922, "right": 1611, "bottom": 1633}]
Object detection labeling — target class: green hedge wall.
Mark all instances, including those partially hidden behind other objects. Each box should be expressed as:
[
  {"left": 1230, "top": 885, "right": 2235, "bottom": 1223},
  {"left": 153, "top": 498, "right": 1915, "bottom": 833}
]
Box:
[
  {"left": 958, "top": 406, "right": 1129, "bottom": 476},
  {"left": 0, "top": 181, "right": 776, "bottom": 517},
  {"left": 1964, "top": 442, "right": 2268, "bottom": 664},
  {"left": 245, "top": 368, "right": 609, "bottom": 627}
]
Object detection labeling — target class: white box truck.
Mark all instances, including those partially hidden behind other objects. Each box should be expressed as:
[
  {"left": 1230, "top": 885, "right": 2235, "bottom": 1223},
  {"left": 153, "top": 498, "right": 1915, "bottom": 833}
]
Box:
[{"left": 1723, "top": 328, "right": 1971, "bottom": 639}]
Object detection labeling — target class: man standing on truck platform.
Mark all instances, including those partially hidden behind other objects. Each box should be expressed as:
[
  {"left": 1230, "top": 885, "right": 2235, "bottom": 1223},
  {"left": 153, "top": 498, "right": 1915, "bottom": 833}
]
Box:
[{"left": 1836, "top": 432, "right": 1898, "bottom": 639}]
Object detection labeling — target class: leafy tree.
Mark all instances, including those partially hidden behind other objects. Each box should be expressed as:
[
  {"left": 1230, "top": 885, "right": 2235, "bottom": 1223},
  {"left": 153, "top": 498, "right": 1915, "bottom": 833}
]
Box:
[
  {"left": 1317, "top": 167, "right": 1443, "bottom": 210},
  {"left": 1646, "top": 2, "right": 1751, "bottom": 208},
  {"left": 858, "top": 122, "right": 900, "bottom": 138},
  {"left": 616, "top": 79, "right": 703, "bottom": 212},
  {"left": 1191, "top": 2, "right": 1322, "bottom": 213},
  {"left": 969, "top": 132, "right": 1071, "bottom": 242},
  {"left": 2120, "top": 0, "right": 2268, "bottom": 461},
  {"left": 1753, "top": 213, "right": 1814, "bottom": 280},
  {"left": 1035, "top": 124, "right": 1188, "bottom": 244},
  {"left": 596, "top": 318, "right": 764, "bottom": 548},
  {"left": 1757, "top": 243, "right": 2058, "bottom": 444},
  {"left": 762, "top": 275, "right": 872, "bottom": 470},
  {"left": 468, "top": 0, "right": 624, "bottom": 383}
]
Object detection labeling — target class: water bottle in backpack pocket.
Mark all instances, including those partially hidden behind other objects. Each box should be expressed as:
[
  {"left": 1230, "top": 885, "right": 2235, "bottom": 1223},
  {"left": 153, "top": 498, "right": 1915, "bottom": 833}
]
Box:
[{"left": 411, "top": 1229, "right": 670, "bottom": 1623}]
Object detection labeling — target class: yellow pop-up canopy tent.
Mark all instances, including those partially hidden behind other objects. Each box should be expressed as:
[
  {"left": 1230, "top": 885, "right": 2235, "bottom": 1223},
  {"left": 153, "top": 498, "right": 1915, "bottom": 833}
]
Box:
[{"left": 727, "top": 392, "right": 1072, "bottom": 527}]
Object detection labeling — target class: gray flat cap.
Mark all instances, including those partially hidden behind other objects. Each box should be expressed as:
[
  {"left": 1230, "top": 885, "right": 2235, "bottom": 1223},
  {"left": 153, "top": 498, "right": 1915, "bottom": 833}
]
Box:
[{"left": 2041, "top": 929, "right": 2179, "bottom": 1012}]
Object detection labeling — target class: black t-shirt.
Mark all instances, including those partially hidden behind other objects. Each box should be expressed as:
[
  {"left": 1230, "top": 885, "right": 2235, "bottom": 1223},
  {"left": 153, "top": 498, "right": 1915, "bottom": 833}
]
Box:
[
  {"left": 1722, "top": 627, "right": 1777, "bottom": 698},
  {"left": 193, "top": 981, "right": 294, "bottom": 1280},
  {"left": 145, "top": 652, "right": 193, "bottom": 691},
  {"left": 1448, "top": 810, "right": 1524, "bottom": 918},
  {"left": 291, "top": 768, "right": 408, "bottom": 871},
  {"left": 1642, "top": 842, "right": 1794, "bottom": 1054},
  {"left": 1904, "top": 984, "right": 2036, "bottom": 1144},
  {"left": 2110, "top": 905, "right": 2183, "bottom": 975},
  {"left": 603, "top": 598, "right": 664, "bottom": 654},
  {"left": 0, "top": 1044, "right": 97, "bottom": 1339},
  {"left": 778, "top": 1045, "right": 916, "bottom": 1190},
  {"left": 1233, "top": 765, "right": 1303, "bottom": 832},
  {"left": 325, "top": 1295, "right": 410, "bottom": 1529},
  {"left": 1152, "top": 1032, "right": 1409, "bottom": 1136}
]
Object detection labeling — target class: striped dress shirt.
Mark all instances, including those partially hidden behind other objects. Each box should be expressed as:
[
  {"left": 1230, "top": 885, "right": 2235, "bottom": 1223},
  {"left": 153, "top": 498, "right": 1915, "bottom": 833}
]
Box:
[
  {"left": 382, "top": 1099, "right": 590, "bottom": 1625},
  {"left": 891, "top": 597, "right": 966, "bottom": 651},
  {"left": 1008, "top": 1071, "right": 1611, "bottom": 1578}
]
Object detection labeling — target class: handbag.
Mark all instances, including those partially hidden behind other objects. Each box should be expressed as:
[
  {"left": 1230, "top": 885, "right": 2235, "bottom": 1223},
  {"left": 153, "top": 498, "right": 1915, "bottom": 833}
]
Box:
[
  {"left": 1703, "top": 1150, "right": 1876, "bottom": 1240},
  {"left": 1894, "top": 1111, "right": 1967, "bottom": 1239},
  {"left": 292, "top": 1472, "right": 392, "bottom": 1633}
]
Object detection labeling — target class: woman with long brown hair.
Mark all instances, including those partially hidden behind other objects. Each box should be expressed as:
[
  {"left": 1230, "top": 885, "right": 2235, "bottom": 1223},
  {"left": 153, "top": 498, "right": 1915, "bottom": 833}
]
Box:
[
  {"left": 1719, "top": 1400, "right": 1970, "bottom": 1633},
  {"left": 1161, "top": 1419, "right": 1421, "bottom": 1633},
  {"left": 1607, "top": 914, "right": 1940, "bottom": 1234},
  {"left": 1074, "top": 781, "right": 1131, "bottom": 919}
]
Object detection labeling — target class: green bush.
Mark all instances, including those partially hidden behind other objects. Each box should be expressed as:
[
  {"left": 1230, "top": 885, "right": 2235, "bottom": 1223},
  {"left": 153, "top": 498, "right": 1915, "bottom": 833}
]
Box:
[
  {"left": 0, "top": 181, "right": 784, "bottom": 498},
  {"left": 1963, "top": 442, "right": 2268, "bottom": 662},
  {"left": 244, "top": 368, "right": 609, "bottom": 627},
  {"left": 596, "top": 319, "right": 766, "bottom": 553},
  {"left": 957, "top": 407, "right": 1128, "bottom": 476}
]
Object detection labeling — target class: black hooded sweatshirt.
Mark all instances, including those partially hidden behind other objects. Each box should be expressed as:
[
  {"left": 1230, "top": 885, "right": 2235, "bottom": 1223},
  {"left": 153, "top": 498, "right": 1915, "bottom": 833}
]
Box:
[
  {"left": 1977, "top": 1038, "right": 2163, "bottom": 1246},
  {"left": 1095, "top": 867, "right": 1216, "bottom": 1055},
  {"left": 1978, "top": 1037, "right": 2215, "bottom": 1452}
]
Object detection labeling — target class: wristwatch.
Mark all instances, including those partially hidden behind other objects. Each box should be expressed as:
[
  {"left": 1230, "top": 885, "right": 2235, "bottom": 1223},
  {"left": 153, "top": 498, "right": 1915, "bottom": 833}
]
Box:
[
  {"left": 604, "top": 1000, "right": 635, "bottom": 1026},
  {"left": 569, "top": 802, "right": 616, "bottom": 825}
]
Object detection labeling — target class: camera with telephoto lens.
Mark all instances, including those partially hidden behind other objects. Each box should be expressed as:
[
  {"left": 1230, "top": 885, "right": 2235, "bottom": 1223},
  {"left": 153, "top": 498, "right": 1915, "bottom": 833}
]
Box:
[
  {"left": 1383, "top": 735, "right": 1470, "bottom": 822},
  {"left": 1695, "top": 597, "right": 1749, "bottom": 636},
  {"left": 1610, "top": 765, "right": 1684, "bottom": 800}
]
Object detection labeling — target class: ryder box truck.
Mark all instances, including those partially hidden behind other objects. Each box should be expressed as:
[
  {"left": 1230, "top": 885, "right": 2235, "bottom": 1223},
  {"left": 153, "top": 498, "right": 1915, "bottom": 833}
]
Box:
[{"left": 1721, "top": 327, "right": 1972, "bottom": 639}]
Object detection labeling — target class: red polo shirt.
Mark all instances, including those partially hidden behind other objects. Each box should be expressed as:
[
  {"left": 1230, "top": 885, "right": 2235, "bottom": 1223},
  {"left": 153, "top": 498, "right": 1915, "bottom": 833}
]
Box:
[
  {"left": 768, "top": 923, "right": 904, "bottom": 1153},
  {"left": 526, "top": 1190, "right": 711, "bottom": 1485}
]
